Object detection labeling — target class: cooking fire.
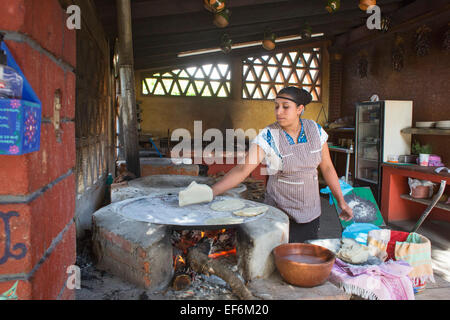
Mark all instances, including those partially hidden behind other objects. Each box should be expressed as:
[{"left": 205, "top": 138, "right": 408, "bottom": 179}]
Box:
[{"left": 170, "top": 228, "right": 237, "bottom": 291}]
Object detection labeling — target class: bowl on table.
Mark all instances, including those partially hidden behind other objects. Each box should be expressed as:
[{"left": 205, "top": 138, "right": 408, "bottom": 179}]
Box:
[{"left": 273, "top": 243, "right": 336, "bottom": 287}]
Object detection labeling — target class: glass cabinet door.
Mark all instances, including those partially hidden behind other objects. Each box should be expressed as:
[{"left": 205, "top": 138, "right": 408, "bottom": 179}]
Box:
[{"left": 356, "top": 103, "right": 380, "bottom": 184}]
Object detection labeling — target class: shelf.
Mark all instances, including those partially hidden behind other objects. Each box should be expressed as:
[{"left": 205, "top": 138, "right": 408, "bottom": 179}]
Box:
[
  {"left": 357, "top": 177, "right": 378, "bottom": 184},
  {"left": 359, "top": 158, "right": 378, "bottom": 162},
  {"left": 401, "top": 127, "right": 450, "bottom": 135},
  {"left": 359, "top": 122, "right": 379, "bottom": 125},
  {"left": 329, "top": 146, "right": 354, "bottom": 154},
  {"left": 400, "top": 194, "right": 450, "bottom": 212},
  {"left": 326, "top": 128, "right": 355, "bottom": 133},
  {"left": 382, "top": 162, "right": 450, "bottom": 178}
]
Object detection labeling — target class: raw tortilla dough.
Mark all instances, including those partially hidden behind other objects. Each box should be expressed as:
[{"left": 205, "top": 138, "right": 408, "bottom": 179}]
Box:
[
  {"left": 178, "top": 181, "right": 213, "bottom": 207},
  {"left": 210, "top": 199, "right": 246, "bottom": 212},
  {"left": 233, "top": 206, "right": 269, "bottom": 217},
  {"left": 205, "top": 217, "right": 245, "bottom": 225},
  {"left": 337, "top": 238, "right": 370, "bottom": 264}
]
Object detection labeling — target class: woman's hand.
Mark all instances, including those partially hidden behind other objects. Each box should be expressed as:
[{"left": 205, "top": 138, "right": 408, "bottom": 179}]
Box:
[{"left": 338, "top": 201, "right": 353, "bottom": 222}]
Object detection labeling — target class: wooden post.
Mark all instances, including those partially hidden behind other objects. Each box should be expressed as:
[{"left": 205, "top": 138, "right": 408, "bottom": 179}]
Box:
[{"left": 116, "top": 0, "right": 141, "bottom": 177}]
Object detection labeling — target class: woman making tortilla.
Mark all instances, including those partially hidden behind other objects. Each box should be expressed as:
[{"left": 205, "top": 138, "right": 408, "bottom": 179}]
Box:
[{"left": 211, "top": 86, "right": 353, "bottom": 243}]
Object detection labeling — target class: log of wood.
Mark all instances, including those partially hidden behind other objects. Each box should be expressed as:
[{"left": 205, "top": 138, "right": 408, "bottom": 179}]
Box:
[
  {"left": 187, "top": 246, "right": 257, "bottom": 300},
  {"left": 172, "top": 274, "right": 191, "bottom": 291}
]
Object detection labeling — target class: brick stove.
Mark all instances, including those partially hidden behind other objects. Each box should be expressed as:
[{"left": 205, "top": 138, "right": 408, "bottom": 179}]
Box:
[{"left": 91, "top": 192, "right": 289, "bottom": 292}]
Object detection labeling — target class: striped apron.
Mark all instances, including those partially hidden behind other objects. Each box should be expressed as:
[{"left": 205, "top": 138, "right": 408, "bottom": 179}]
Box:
[{"left": 264, "top": 119, "right": 322, "bottom": 223}]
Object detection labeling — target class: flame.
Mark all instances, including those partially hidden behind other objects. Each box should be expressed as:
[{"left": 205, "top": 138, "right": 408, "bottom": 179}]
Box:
[
  {"left": 174, "top": 254, "right": 186, "bottom": 269},
  {"left": 201, "top": 231, "right": 205, "bottom": 238},
  {"left": 208, "top": 248, "right": 236, "bottom": 259}
]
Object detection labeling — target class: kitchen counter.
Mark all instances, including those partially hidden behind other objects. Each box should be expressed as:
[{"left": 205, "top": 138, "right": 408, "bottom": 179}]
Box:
[
  {"left": 380, "top": 163, "right": 450, "bottom": 223},
  {"left": 382, "top": 162, "right": 450, "bottom": 178}
]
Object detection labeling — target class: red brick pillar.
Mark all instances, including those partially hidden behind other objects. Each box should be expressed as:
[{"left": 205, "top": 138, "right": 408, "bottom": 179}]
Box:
[{"left": 0, "top": 0, "right": 77, "bottom": 300}]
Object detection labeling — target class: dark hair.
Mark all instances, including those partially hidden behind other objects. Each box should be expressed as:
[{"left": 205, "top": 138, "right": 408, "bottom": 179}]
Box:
[{"left": 277, "top": 86, "right": 312, "bottom": 107}]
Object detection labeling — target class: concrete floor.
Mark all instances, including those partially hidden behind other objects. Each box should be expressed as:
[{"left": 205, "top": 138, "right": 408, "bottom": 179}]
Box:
[{"left": 317, "top": 195, "right": 344, "bottom": 239}]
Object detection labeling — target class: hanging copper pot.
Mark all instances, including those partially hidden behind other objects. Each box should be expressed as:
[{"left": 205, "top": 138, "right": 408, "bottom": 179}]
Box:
[
  {"left": 301, "top": 23, "right": 312, "bottom": 39},
  {"left": 262, "top": 30, "right": 276, "bottom": 51},
  {"left": 359, "top": 0, "right": 376, "bottom": 11},
  {"left": 220, "top": 34, "right": 233, "bottom": 54},
  {"left": 204, "top": 0, "right": 226, "bottom": 13},
  {"left": 325, "top": 0, "right": 340, "bottom": 13},
  {"left": 213, "top": 8, "right": 231, "bottom": 28}
]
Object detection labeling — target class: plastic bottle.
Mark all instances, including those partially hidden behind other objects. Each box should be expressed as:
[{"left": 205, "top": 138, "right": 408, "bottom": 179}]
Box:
[
  {"left": 106, "top": 173, "right": 114, "bottom": 186},
  {"left": 0, "top": 33, "right": 23, "bottom": 99}
]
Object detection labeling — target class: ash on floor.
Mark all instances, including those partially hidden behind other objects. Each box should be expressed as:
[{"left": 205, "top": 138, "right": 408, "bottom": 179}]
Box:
[
  {"left": 75, "top": 232, "right": 240, "bottom": 300},
  {"left": 76, "top": 264, "right": 239, "bottom": 300}
]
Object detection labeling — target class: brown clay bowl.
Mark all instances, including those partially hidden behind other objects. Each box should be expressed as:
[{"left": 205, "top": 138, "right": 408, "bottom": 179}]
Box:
[{"left": 273, "top": 243, "right": 336, "bottom": 287}]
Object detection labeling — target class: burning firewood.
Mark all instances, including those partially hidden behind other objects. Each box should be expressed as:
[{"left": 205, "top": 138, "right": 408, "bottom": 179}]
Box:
[
  {"left": 172, "top": 250, "right": 192, "bottom": 291},
  {"left": 172, "top": 274, "right": 191, "bottom": 291},
  {"left": 187, "top": 240, "right": 257, "bottom": 300}
]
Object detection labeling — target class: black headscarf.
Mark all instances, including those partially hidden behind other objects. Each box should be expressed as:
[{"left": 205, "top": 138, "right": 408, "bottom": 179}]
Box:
[{"left": 276, "top": 86, "right": 312, "bottom": 107}]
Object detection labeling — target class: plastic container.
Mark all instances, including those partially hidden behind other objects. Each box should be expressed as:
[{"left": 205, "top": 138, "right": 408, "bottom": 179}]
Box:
[
  {"left": 0, "top": 34, "right": 23, "bottom": 99},
  {"left": 399, "top": 155, "right": 417, "bottom": 164},
  {"left": 387, "top": 155, "right": 399, "bottom": 163},
  {"left": 427, "top": 155, "right": 444, "bottom": 167},
  {"left": 419, "top": 153, "right": 430, "bottom": 166},
  {"left": 0, "top": 37, "right": 41, "bottom": 155},
  {"left": 342, "top": 222, "right": 380, "bottom": 245}
]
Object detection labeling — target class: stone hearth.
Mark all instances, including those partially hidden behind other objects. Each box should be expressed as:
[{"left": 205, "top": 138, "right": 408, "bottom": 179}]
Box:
[
  {"left": 111, "top": 174, "right": 247, "bottom": 203},
  {"left": 92, "top": 192, "right": 288, "bottom": 291}
]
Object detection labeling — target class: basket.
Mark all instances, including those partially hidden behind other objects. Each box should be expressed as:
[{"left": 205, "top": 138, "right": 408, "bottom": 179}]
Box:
[
  {"left": 367, "top": 230, "right": 434, "bottom": 294},
  {"left": 410, "top": 185, "right": 432, "bottom": 199}
]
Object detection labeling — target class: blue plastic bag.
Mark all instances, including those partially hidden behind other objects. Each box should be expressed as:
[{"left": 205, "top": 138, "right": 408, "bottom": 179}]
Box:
[
  {"left": 342, "top": 223, "right": 380, "bottom": 245},
  {"left": 320, "top": 179, "right": 354, "bottom": 205}
]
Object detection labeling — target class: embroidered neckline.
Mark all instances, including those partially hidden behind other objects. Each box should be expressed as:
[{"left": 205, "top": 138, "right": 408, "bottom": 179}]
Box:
[{"left": 284, "top": 119, "right": 306, "bottom": 145}]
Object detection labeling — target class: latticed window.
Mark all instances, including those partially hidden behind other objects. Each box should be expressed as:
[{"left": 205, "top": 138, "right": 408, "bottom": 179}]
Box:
[
  {"left": 142, "top": 63, "right": 231, "bottom": 98},
  {"left": 242, "top": 48, "right": 321, "bottom": 101}
]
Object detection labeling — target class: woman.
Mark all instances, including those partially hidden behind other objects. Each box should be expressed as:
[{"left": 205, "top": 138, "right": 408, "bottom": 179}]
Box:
[{"left": 211, "top": 86, "right": 353, "bottom": 243}]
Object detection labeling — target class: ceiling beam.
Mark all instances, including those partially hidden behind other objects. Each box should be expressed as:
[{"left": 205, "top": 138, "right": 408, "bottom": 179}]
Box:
[
  {"left": 334, "top": 0, "right": 450, "bottom": 48},
  {"left": 97, "top": 0, "right": 291, "bottom": 21},
  {"left": 133, "top": 19, "right": 362, "bottom": 57},
  {"left": 132, "top": 22, "right": 362, "bottom": 70},
  {"left": 132, "top": 4, "right": 403, "bottom": 51},
  {"left": 99, "top": 0, "right": 402, "bottom": 38},
  {"left": 134, "top": 38, "right": 332, "bottom": 71},
  {"left": 132, "top": 1, "right": 402, "bottom": 58}
]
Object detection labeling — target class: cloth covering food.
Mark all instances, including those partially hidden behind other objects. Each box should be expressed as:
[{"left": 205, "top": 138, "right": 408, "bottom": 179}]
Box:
[
  {"left": 329, "top": 258, "right": 415, "bottom": 300},
  {"left": 367, "top": 230, "right": 435, "bottom": 293}
]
